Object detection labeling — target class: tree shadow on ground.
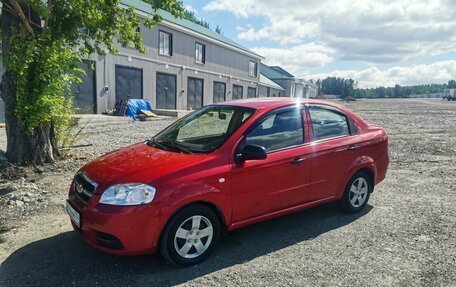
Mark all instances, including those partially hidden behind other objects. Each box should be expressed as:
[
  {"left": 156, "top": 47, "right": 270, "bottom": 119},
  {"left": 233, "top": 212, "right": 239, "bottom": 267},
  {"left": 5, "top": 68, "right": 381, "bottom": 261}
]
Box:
[{"left": 0, "top": 203, "right": 372, "bottom": 286}]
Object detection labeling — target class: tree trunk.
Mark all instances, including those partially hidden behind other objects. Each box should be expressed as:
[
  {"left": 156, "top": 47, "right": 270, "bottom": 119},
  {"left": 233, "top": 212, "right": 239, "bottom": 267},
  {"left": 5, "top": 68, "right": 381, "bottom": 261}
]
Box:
[{"left": 1, "top": 3, "right": 59, "bottom": 165}]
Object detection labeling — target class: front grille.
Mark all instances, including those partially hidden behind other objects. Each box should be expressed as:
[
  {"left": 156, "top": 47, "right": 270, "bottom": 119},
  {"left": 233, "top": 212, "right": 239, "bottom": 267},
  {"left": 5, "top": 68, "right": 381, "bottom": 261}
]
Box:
[{"left": 73, "top": 172, "right": 97, "bottom": 204}]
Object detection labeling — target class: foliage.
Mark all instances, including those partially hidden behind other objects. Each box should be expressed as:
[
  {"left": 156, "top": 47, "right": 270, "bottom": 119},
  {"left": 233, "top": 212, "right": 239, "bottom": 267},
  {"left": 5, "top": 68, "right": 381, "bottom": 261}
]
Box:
[
  {"left": 215, "top": 25, "right": 223, "bottom": 35},
  {"left": 355, "top": 81, "right": 453, "bottom": 98},
  {"left": 182, "top": 8, "right": 210, "bottom": 28},
  {"left": 316, "top": 77, "right": 455, "bottom": 98},
  {"left": 447, "top": 80, "right": 456, "bottom": 89},
  {"left": 8, "top": 36, "right": 81, "bottom": 134},
  {"left": 318, "top": 77, "right": 356, "bottom": 99},
  {"left": 2, "top": 0, "right": 184, "bottom": 135},
  {"left": 152, "top": 1, "right": 223, "bottom": 32}
]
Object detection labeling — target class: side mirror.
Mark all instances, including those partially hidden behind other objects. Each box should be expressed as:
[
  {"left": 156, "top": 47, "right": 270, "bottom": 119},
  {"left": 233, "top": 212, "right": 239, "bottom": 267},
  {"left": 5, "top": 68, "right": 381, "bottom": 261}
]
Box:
[{"left": 236, "top": 144, "right": 267, "bottom": 162}]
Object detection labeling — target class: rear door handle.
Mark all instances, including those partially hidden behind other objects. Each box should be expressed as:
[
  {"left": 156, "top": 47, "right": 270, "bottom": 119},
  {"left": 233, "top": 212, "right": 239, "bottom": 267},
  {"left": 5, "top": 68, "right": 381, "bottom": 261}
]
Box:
[
  {"left": 292, "top": 157, "right": 307, "bottom": 165},
  {"left": 347, "top": 145, "right": 360, "bottom": 151}
]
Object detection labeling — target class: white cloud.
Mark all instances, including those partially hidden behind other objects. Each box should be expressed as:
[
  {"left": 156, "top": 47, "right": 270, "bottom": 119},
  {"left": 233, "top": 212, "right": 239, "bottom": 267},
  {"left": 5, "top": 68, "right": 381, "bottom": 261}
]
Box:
[
  {"left": 252, "top": 43, "right": 334, "bottom": 74},
  {"left": 184, "top": 5, "right": 198, "bottom": 14},
  {"left": 204, "top": 0, "right": 456, "bottom": 63},
  {"left": 308, "top": 60, "right": 456, "bottom": 88},
  {"left": 236, "top": 25, "right": 271, "bottom": 42}
]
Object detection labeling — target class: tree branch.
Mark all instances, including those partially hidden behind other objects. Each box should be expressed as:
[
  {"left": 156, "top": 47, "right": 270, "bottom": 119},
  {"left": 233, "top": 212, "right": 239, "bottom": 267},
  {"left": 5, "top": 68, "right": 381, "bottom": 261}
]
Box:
[
  {"left": 0, "top": 0, "right": 19, "bottom": 16},
  {"left": 9, "top": 0, "right": 34, "bottom": 34},
  {"left": 44, "top": 0, "right": 51, "bottom": 28}
]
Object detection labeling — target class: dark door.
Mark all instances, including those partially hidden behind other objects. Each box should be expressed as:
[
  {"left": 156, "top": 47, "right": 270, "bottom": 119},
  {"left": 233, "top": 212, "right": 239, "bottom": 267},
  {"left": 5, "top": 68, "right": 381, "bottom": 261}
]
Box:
[
  {"left": 156, "top": 73, "right": 177, "bottom": 109},
  {"left": 232, "top": 84, "right": 243, "bottom": 100},
  {"left": 231, "top": 106, "right": 311, "bottom": 222},
  {"left": 267, "top": 87, "right": 271, "bottom": 97},
  {"left": 115, "top": 65, "right": 143, "bottom": 100},
  {"left": 247, "top": 87, "right": 257, "bottom": 98},
  {"left": 213, "top": 82, "right": 226, "bottom": 103},
  {"left": 72, "top": 61, "right": 96, "bottom": 113},
  {"left": 187, "top": 77, "right": 203, "bottom": 110}
]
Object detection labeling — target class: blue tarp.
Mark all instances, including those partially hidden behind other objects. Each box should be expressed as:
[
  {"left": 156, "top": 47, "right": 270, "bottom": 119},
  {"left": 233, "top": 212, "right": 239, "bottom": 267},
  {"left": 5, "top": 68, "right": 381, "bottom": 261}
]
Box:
[{"left": 123, "top": 99, "right": 152, "bottom": 119}]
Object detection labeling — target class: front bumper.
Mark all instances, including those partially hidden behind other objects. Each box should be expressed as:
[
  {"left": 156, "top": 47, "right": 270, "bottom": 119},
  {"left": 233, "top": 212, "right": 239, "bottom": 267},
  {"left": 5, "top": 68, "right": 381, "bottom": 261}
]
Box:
[{"left": 68, "top": 192, "right": 162, "bottom": 255}]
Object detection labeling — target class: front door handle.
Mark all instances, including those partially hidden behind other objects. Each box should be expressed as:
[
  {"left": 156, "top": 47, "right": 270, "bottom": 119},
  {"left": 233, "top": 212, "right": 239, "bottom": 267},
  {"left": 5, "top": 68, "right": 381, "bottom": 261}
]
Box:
[{"left": 292, "top": 157, "right": 307, "bottom": 165}]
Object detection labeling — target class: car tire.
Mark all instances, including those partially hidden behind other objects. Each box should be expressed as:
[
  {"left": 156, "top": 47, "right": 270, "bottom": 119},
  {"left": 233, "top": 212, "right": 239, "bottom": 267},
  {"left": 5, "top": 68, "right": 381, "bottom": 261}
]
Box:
[
  {"left": 159, "top": 204, "right": 220, "bottom": 266},
  {"left": 340, "top": 171, "right": 373, "bottom": 213}
]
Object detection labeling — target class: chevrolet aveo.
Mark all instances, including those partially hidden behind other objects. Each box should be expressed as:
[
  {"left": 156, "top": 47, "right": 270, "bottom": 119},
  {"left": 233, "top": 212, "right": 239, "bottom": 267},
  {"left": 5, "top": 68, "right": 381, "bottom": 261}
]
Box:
[{"left": 66, "top": 98, "right": 389, "bottom": 266}]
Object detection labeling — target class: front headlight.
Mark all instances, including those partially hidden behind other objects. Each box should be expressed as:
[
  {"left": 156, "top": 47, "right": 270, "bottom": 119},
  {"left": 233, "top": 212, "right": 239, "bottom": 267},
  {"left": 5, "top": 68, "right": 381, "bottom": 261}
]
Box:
[{"left": 99, "top": 184, "right": 156, "bottom": 206}]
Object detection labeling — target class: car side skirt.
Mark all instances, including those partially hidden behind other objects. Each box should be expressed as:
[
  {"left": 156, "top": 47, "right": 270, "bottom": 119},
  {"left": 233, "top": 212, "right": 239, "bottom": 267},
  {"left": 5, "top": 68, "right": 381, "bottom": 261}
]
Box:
[{"left": 228, "top": 196, "right": 338, "bottom": 231}]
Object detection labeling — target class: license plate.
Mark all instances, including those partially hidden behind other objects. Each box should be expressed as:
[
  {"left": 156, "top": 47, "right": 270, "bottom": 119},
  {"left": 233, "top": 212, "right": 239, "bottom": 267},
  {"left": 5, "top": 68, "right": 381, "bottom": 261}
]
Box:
[{"left": 66, "top": 201, "right": 81, "bottom": 228}]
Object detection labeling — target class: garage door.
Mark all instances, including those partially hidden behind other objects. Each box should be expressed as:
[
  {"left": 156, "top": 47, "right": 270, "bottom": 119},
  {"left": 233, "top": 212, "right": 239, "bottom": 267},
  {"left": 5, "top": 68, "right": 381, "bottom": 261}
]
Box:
[
  {"left": 187, "top": 77, "right": 203, "bottom": 110},
  {"left": 115, "top": 65, "right": 143, "bottom": 101},
  {"left": 71, "top": 61, "right": 96, "bottom": 114},
  {"left": 213, "top": 82, "right": 226, "bottom": 103},
  {"left": 156, "top": 73, "right": 177, "bottom": 109},
  {"left": 232, "top": 85, "right": 243, "bottom": 100}
]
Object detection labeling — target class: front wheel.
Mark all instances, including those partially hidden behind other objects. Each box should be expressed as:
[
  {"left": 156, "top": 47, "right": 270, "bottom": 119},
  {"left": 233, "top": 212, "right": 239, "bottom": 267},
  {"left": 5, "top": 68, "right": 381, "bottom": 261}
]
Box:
[
  {"left": 340, "top": 171, "right": 373, "bottom": 213},
  {"left": 159, "top": 204, "right": 220, "bottom": 266}
]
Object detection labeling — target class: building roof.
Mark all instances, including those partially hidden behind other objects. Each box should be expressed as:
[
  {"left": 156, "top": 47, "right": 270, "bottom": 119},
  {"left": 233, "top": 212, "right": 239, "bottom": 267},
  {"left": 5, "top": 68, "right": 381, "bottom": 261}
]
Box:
[
  {"left": 260, "top": 63, "right": 295, "bottom": 80},
  {"left": 269, "top": 66, "right": 295, "bottom": 78},
  {"left": 259, "top": 74, "right": 285, "bottom": 90},
  {"left": 121, "top": 0, "right": 263, "bottom": 59}
]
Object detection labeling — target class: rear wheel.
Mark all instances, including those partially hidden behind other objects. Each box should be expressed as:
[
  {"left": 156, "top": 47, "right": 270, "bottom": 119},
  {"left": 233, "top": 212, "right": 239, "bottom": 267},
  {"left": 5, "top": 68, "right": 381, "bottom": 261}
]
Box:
[
  {"left": 159, "top": 204, "right": 220, "bottom": 266},
  {"left": 340, "top": 171, "right": 373, "bottom": 213}
]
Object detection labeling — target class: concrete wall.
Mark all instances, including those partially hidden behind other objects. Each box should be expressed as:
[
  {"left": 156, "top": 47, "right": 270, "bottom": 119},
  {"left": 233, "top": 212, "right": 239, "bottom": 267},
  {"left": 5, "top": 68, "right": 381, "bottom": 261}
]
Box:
[
  {"left": 93, "top": 23, "right": 262, "bottom": 111},
  {"left": 270, "top": 79, "right": 292, "bottom": 97}
]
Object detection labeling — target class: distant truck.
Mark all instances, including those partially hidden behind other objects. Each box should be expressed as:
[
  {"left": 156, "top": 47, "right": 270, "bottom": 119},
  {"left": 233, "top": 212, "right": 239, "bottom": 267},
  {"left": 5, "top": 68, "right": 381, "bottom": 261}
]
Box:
[{"left": 443, "top": 89, "right": 456, "bottom": 101}]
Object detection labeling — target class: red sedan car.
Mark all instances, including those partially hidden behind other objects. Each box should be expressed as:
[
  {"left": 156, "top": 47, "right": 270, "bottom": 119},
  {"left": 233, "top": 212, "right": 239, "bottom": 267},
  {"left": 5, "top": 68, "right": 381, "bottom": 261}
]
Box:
[{"left": 66, "top": 98, "right": 389, "bottom": 266}]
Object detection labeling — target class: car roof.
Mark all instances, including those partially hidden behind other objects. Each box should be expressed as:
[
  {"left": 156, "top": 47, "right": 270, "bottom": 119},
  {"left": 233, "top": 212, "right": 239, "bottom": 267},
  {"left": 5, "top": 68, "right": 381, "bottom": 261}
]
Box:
[{"left": 214, "top": 97, "right": 344, "bottom": 110}]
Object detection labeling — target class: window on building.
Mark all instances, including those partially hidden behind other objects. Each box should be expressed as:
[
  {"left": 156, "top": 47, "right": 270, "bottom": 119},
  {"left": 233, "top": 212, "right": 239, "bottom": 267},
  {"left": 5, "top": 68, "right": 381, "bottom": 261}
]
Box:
[
  {"left": 195, "top": 43, "right": 206, "bottom": 64},
  {"left": 159, "top": 31, "right": 172, "bottom": 56},
  {"left": 247, "top": 87, "right": 257, "bottom": 98},
  {"left": 249, "top": 61, "right": 258, "bottom": 77},
  {"left": 232, "top": 85, "right": 243, "bottom": 100}
]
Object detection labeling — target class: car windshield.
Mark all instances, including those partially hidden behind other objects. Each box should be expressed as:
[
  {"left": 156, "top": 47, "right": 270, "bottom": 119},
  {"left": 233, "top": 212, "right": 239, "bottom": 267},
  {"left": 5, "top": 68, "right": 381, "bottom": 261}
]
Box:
[{"left": 150, "top": 105, "right": 255, "bottom": 154}]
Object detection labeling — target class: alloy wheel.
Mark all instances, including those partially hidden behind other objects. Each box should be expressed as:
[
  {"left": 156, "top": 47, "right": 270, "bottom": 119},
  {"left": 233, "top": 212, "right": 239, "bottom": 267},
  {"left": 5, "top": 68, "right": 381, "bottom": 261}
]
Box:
[
  {"left": 173, "top": 215, "right": 213, "bottom": 259},
  {"left": 349, "top": 177, "right": 369, "bottom": 208}
]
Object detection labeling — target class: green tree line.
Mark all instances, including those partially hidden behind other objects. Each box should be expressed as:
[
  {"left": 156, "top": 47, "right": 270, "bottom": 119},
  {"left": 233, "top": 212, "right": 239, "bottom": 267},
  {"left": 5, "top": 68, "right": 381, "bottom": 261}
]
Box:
[{"left": 316, "top": 78, "right": 456, "bottom": 99}]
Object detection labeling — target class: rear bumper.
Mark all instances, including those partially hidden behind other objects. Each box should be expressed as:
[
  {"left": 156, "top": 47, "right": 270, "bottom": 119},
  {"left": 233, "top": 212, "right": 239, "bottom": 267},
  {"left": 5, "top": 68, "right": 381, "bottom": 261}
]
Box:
[
  {"left": 375, "top": 153, "right": 389, "bottom": 185},
  {"left": 67, "top": 195, "right": 161, "bottom": 255}
]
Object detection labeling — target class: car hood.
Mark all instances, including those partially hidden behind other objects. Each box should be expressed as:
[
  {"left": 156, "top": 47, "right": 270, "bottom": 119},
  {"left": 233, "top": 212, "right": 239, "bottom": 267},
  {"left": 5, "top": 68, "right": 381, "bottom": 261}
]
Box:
[{"left": 80, "top": 142, "right": 207, "bottom": 193}]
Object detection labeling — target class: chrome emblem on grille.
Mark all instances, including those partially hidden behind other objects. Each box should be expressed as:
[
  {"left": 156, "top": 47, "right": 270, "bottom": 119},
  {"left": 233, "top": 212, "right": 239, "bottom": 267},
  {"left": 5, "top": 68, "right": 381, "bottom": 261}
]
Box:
[{"left": 75, "top": 182, "right": 84, "bottom": 194}]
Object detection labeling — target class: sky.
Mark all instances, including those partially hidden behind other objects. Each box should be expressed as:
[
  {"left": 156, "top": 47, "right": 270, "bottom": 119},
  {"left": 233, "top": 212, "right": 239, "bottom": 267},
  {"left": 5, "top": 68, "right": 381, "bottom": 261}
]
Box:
[{"left": 182, "top": 0, "right": 456, "bottom": 88}]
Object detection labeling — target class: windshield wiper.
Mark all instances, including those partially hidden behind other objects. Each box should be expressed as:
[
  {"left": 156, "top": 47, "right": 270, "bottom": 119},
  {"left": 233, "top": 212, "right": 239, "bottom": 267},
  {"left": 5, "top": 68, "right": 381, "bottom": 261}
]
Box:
[
  {"left": 147, "top": 139, "right": 170, "bottom": 151},
  {"left": 156, "top": 140, "right": 194, "bottom": 154}
]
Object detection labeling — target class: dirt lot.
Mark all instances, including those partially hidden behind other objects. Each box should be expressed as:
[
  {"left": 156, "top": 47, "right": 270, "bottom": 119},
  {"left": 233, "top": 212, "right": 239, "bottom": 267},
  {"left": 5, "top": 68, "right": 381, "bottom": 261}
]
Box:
[{"left": 0, "top": 98, "right": 455, "bottom": 287}]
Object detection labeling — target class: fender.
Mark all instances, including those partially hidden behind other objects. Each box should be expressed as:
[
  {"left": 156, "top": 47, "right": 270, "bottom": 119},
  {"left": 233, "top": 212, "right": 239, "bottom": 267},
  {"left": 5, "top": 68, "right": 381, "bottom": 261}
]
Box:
[
  {"left": 338, "top": 155, "right": 376, "bottom": 199},
  {"left": 151, "top": 181, "right": 231, "bottom": 250}
]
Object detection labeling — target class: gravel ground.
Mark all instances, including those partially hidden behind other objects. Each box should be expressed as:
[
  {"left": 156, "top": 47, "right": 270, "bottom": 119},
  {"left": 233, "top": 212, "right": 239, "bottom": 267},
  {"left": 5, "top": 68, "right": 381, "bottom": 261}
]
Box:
[{"left": 0, "top": 98, "right": 455, "bottom": 287}]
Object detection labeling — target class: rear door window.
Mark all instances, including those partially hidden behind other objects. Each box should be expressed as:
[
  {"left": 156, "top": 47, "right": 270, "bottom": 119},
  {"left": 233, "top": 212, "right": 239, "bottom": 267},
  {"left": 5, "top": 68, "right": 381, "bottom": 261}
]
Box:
[{"left": 309, "top": 106, "right": 350, "bottom": 141}]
